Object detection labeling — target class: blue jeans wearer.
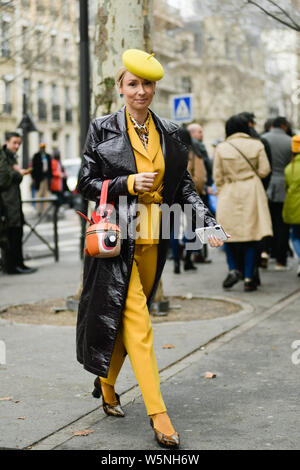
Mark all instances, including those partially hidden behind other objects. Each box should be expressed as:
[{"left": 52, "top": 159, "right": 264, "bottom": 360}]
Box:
[
  {"left": 225, "top": 242, "right": 258, "bottom": 279},
  {"left": 291, "top": 225, "right": 300, "bottom": 260}
]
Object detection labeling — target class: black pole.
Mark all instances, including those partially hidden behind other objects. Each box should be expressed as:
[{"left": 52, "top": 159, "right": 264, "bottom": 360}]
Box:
[
  {"left": 79, "top": 0, "right": 90, "bottom": 257},
  {"left": 22, "top": 94, "right": 29, "bottom": 169},
  {"left": 79, "top": 0, "right": 90, "bottom": 152}
]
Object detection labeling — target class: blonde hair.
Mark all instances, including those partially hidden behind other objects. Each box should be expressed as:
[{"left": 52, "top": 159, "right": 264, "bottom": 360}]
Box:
[{"left": 115, "top": 65, "right": 127, "bottom": 87}]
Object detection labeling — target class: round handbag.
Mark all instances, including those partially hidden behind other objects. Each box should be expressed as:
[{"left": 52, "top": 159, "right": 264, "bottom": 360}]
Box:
[
  {"left": 85, "top": 220, "right": 121, "bottom": 258},
  {"left": 77, "top": 179, "right": 121, "bottom": 258}
]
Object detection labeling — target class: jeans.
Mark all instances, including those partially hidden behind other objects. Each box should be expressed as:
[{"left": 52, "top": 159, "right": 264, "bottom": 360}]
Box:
[
  {"left": 170, "top": 229, "right": 180, "bottom": 260},
  {"left": 291, "top": 225, "right": 300, "bottom": 260},
  {"left": 225, "top": 242, "right": 257, "bottom": 279}
]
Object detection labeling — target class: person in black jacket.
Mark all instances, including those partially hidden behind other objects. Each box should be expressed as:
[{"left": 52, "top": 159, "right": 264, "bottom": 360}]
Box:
[
  {"left": 0, "top": 132, "right": 37, "bottom": 274},
  {"left": 238, "top": 112, "right": 272, "bottom": 189},
  {"left": 31, "top": 143, "right": 52, "bottom": 215}
]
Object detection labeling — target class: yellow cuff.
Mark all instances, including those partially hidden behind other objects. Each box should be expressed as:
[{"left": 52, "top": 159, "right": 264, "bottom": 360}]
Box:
[{"left": 127, "top": 174, "right": 138, "bottom": 195}]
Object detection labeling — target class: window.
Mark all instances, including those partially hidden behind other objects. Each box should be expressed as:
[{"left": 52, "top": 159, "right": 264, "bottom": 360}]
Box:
[
  {"left": 22, "top": 26, "right": 30, "bottom": 62},
  {"left": 3, "top": 81, "right": 12, "bottom": 114},
  {"left": 51, "top": 84, "right": 60, "bottom": 121},
  {"left": 65, "top": 86, "right": 72, "bottom": 122},
  {"left": 38, "top": 81, "right": 46, "bottom": 120},
  {"left": 65, "top": 134, "right": 71, "bottom": 159},
  {"left": 63, "top": 38, "right": 69, "bottom": 61},
  {"left": 50, "top": 2, "right": 58, "bottom": 19},
  {"left": 269, "top": 106, "right": 279, "bottom": 117},
  {"left": 38, "top": 81, "right": 44, "bottom": 100},
  {"left": 50, "top": 33, "right": 59, "bottom": 67},
  {"left": 1, "top": 19, "right": 10, "bottom": 58},
  {"left": 36, "top": 30, "right": 42, "bottom": 62},
  {"left": 36, "top": 0, "right": 45, "bottom": 13},
  {"left": 50, "top": 35, "right": 56, "bottom": 56},
  {"left": 182, "top": 77, "right": 192, "bottom": 93},
  {"left": 22, "top": 26, "right": 28, "bottom": 48},
  {"left": 51, "top": 84, "right": 58, "bottom": 105},
  {"left": 62, "top": 2, "right": 69, "bottom": 21},
  {"left": 23, "top": 78, "right": 30, "bottom": 98}
]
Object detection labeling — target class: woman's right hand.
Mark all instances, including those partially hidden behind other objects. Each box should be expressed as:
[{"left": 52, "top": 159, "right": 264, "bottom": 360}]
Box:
[{"left": 134, "top": 172, "right": 158, "bottom": 192}]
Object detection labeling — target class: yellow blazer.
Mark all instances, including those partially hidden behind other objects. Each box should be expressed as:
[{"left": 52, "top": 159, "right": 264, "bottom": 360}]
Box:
[{"left": 126, "top": 110, "right": 165, "bottom": 244}]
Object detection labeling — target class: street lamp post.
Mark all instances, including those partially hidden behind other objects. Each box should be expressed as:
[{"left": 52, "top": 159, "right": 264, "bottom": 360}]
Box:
[
  {"left": 79, "top": 0, "right": 90, "bottom": 153},
  {"left": 17, "top": 94, "right": 38, "bottom": 169},
  {"left": 79, "top": 0, "right": 90, "bottom": 257}
]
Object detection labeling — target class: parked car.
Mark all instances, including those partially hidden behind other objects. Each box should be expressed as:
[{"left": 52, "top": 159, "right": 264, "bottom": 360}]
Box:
[
  {"left": 62, "top": 158, "right": 81, "bottom": 192},
  {"left": 61, "top": 158, "right": 82, "bottom": 210}
]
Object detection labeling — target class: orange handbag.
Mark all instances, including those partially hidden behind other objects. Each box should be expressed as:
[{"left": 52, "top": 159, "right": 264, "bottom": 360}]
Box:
[{"left": 77, "top": 180, "right": 121, "bottom": 258}]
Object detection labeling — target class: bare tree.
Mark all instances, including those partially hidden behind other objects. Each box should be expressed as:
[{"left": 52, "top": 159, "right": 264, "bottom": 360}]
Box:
[{"left": 245, "top": 0, "right": 300, "bottom": 31}]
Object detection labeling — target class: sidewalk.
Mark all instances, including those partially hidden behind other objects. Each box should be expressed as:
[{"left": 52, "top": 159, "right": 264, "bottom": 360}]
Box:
[
  {"left": 54, "top": 292, "right": 300, "bottom": 451},
  {"left": 0, "top": 247, "right": 299, "bottom": 449}
]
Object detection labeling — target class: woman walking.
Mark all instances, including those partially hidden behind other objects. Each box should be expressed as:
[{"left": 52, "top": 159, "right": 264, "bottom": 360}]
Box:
[
  {"left": 76, "top": 49, "right": 223, "bottom": 449},
  {"left": 283, "top": 135, "right": 300, "bottom": 277},
  {"left": 213, "top": 114, "right": 272, "bottom": 291}
]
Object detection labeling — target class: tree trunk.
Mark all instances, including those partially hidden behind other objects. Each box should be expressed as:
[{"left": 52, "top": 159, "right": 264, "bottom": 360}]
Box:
[{"left": 92, "top": 0, "right": 154, "bottom": 117}]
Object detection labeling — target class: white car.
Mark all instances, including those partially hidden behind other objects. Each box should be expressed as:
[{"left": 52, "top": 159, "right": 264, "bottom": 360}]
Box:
[{"left": 62, "top": 158, "right": 82, "bottom": 192}]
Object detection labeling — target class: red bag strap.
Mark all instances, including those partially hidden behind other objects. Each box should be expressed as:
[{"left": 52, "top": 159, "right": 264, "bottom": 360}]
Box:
[
  {"left": 77, "top": 180, "right": 114, "bottom": 225},
  {"left": 99, "top": 179, "right": 109, "bottom": 215},
  {"left": 99, "top": 179, "right": 114, "bottom": 218}
]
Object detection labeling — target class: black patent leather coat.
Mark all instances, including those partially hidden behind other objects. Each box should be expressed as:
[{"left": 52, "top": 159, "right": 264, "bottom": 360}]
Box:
[{"left": 76, "top": 107, "right": 216, "bottom": 377}]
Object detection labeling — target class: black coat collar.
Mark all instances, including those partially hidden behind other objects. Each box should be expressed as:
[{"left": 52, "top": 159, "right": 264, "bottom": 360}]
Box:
[{"left": 2, "top": 145, "right": 17, "bottom": 163}]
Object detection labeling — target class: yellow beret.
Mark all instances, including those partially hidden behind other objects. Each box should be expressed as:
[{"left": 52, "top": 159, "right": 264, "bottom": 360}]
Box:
[
  {"left": 292, "top": 135, "right": 300, "bottom": 153},
  {"left": 122, "top": 49, "right": 164, "bottom": 82}
]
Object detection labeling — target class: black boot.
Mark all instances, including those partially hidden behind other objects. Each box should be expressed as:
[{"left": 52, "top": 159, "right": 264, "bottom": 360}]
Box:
[
  {"left": 174, "top": 259, "right": 180, "bottom": 274},
  {"left": 223, "top": 270, "right": 240, "bottom": 288},
  {"left": 184, "top": 252, "right": 197, "bottom": 271}
]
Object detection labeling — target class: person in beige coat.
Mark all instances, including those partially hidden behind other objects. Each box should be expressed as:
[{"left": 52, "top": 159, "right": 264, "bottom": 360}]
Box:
[{"left": 213, "top": 114, "right": 273, "bottom": 291}]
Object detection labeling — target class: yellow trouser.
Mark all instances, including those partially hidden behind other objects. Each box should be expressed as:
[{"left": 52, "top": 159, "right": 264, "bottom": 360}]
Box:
[{"left": 100, "top": 244, "right": 166, "bottom": 415}]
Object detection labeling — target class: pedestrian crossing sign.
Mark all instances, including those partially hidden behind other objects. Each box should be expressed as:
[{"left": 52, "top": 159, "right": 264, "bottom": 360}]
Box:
[{"left": 171, "top": 94, "right": 193, "bottom": 123}]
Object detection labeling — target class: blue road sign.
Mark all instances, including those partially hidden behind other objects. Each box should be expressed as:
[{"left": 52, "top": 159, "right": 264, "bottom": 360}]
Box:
[{"left": 171, "top": 94, "right": 193, "bottom": 123}]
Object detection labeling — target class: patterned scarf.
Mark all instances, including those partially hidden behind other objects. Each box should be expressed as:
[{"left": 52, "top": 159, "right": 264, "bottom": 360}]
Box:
[{"left": 128, "top": 112, "right": 150, "bottom": 150}]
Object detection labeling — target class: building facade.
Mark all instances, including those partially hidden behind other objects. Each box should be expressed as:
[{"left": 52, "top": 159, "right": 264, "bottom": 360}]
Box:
[
  {"left": 0, "top": 0, "right": 79, "bottom": 164},
  {"left": 152, "top": 1, "right": 269, "bottom": 147}
]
